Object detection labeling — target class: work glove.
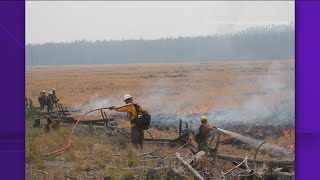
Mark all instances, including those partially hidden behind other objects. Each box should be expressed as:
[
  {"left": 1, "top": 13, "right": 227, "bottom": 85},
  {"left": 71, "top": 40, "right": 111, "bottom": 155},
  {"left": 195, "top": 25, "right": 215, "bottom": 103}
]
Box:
[{"left": 109, "top": 106, "right": 115, "bottom": 110}]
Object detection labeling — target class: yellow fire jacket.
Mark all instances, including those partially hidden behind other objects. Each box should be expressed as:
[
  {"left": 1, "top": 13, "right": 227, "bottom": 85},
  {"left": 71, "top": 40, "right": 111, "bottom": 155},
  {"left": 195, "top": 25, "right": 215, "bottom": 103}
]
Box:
[{"left": 115, "top": 103, "right": 146, "bottom": 128}]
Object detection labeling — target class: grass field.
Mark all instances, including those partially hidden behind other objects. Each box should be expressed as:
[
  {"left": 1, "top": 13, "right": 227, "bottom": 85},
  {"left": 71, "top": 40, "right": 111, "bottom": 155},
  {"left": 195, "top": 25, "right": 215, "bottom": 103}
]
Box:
[{"left": 25, "top": 60, "right": 295, "bottom": 179}]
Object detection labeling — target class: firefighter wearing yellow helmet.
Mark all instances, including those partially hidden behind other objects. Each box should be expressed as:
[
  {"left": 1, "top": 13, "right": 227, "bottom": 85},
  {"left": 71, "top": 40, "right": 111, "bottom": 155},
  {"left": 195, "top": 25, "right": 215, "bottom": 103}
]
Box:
[
  {"left": 200, "top": 115, "right": 208, "bottom": 122},
  {"left": 195, "top": 115, "right": 216, "bottom": 152}
]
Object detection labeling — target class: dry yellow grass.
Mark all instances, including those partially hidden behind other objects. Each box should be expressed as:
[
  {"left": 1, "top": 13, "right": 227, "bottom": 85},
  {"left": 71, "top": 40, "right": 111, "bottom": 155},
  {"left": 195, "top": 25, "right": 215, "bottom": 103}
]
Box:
[
  {"left": 26, "top": 60, "right": 294, "bottom": 111},
  {"left": 26, "top": 60, "right": 295, "bottom": 179}
]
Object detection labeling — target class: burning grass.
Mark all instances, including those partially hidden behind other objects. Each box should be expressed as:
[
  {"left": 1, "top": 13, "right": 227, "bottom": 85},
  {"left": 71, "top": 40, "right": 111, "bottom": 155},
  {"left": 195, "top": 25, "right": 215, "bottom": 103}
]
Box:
[{"left": 26, "top": 60, "right": 295, "bottom": 179}]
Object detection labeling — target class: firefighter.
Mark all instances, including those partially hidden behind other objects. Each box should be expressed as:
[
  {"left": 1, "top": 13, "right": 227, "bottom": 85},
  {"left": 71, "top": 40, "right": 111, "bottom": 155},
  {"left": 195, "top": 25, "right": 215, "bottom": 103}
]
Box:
[
  {"left": 46, "top": 92, "right": 55, "bottom": 112},
  {"left": 109, "top": 94, "right": 148, "bottom": 150},
  {"left": 52, "top": 88, "right": 59, "bottom": 107},
  {"left": 52, "top": 88, "right": 56, "bottom": 96},
  {"left": 194, "top": 116, "right": 216, "bottom": 152},
  {"left": 38, "top": 90, "right": 46, "bottom": 110}
]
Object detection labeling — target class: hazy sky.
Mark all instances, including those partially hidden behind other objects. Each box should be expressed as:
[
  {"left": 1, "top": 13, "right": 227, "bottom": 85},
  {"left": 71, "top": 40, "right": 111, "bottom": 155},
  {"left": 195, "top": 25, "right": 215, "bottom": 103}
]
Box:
[{"left": 26, "top": 1, "right": 294, "bottom": 44}]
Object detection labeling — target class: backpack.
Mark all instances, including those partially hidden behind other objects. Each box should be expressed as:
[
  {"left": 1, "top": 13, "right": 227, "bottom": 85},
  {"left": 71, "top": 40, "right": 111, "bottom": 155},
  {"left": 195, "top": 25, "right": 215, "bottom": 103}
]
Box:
[{"left": 134, "top": 104, "right": 151, "bottom": 130}]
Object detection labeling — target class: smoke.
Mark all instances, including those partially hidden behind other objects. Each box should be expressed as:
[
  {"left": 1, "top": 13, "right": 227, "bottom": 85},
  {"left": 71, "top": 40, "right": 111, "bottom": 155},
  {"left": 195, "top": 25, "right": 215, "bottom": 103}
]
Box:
[
  {"left": 133, "top": 61, "right": 295, "bottom": 133},
  {"left": 70, "top": 61, "right": 294, "bottom": 131},
  {"left": 136, "top": 80, "right": 180, "bottom": 113},
  {"left": 205, "top": 61, "right": 294, "bottom": 128},
  {"left": 70, "top": 93, "right": 119, "bottom": 114}
]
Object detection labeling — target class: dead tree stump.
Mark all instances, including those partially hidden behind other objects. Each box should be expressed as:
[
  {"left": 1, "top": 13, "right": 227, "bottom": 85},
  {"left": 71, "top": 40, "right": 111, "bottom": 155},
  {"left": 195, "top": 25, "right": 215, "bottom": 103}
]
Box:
[{"left": 33, "top": 118, "right": 40, "bottom": 128}]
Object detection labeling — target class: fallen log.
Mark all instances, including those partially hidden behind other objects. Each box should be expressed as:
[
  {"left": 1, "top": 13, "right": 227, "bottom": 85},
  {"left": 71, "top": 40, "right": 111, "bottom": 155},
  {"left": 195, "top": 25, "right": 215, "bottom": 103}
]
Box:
[
  {"left": 175, "top": 152, "right": 205, "bottom": 180},
  {"left": 187, "top": 144, "right": 198, "bottom": 155},
  {"left": 215, "top": 153, "right": 294, "bottom": 167},
  {"left": 222, "top": 156, "right": 249, "bottom": 177},
  {"left": 144, "top": 138, "right": 174, "bottom": 142},
  {"left": 63, "top": 118, "right": 107, "bottom": 125}
]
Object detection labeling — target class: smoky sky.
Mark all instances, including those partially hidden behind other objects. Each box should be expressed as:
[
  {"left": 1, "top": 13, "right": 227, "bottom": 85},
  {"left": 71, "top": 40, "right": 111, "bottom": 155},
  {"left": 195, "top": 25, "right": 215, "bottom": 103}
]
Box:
[{"left": 26, "top": 1, "right": 294, "bottom": 44}]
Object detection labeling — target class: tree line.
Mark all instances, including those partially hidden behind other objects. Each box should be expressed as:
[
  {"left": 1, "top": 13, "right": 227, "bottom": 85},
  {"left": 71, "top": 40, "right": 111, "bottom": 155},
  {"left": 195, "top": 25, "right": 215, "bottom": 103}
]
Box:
[{"left": 26, "top": 24, "right": 294, "bottom": 66}]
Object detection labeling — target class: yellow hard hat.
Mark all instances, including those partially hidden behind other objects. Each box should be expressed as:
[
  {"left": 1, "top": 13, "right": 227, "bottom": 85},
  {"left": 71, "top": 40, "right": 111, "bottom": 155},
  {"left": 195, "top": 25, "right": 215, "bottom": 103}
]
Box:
[{"left": 200, "top": 116, "right": 207, "bottom": 122}]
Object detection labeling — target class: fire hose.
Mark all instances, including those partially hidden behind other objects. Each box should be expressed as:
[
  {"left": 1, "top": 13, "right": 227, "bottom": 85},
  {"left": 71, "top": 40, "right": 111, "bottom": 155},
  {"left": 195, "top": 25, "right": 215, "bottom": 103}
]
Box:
[
  {"left": 47, "top": 107, "right": 192, "bottom": 156},
  {"left": 47, "top": 107, "right": 113, "bottom": 155},
  {"left": 145, "top": 129, "right": 191, "bottom": 154}
]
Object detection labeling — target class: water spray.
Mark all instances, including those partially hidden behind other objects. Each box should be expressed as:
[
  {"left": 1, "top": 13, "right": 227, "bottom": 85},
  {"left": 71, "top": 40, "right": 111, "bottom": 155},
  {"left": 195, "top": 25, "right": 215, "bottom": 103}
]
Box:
[{"left": 215, "top": 127, "right": 292, "bottom": 157}]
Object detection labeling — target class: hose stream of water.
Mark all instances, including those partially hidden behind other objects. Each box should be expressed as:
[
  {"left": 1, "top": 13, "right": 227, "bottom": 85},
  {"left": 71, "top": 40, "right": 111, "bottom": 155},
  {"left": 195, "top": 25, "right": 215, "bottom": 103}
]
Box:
[{"left": 216, "top": 127, "right": 293, "bottom": 157}]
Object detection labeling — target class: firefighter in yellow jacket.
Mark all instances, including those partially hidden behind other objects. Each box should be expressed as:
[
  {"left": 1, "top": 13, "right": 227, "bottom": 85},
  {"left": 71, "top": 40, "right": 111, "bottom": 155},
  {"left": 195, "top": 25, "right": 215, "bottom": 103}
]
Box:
[
  {"left": 194, "top": 116, "right": 216, "bottom": 152},
  {"left": 109, "top": 94, "right": 147, "bottom": 149}
]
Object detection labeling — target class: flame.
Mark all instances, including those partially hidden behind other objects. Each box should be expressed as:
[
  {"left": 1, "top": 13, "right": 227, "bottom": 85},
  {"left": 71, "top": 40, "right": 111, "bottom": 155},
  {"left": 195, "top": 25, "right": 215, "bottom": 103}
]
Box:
[
  {"left": 201, "top": 106, "right": 208, "bottom": 114},
  {"left": 188, "top": 105, "right": 208, "bottom": 115},
  {"left": 281, "top": 128, "right": 295, "bottom": 139},
  {"left": 288, "top": 144, "right": 295, "bottom": 151},
  {"left": 282, "top": 129, "right": 290, "bottom": 137}
]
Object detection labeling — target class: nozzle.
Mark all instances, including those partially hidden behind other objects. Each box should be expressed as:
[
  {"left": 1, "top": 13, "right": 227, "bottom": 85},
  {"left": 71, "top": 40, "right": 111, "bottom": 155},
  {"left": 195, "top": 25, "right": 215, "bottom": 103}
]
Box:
[{"left": 212, "top": 126, "right": 218, "bottom": 129}]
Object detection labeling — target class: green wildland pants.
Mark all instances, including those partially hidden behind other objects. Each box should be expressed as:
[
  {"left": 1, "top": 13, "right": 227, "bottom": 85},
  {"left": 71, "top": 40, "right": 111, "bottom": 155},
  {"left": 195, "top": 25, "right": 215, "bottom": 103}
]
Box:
[
  {"left": 197, "top": 140, "right": 208, "bottom": 152},
  {"left": 131, "top": 126, "right": 144, "bottom": 149}
]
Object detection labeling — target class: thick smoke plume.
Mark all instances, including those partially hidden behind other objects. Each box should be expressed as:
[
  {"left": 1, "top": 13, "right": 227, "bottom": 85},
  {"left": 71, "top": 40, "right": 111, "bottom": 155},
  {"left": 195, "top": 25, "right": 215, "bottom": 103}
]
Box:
[
  {"left": 141, "top": 61, "right": 294, "bottom": 131},
  {"left": 71, "top": 61, "right": 294, "bottom": 131}
]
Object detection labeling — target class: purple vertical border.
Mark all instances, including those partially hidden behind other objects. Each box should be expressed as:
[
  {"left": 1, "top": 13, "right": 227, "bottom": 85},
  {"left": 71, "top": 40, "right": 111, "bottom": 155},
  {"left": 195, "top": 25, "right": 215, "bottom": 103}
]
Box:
[
  {"left": 296, "top": 1, "right": 320, "bottom": 180},
  {"left": 0, "top": 1, "right": 319, "bottom": 179},
  {"left": 0, "top": 1, "right": 25, "bottom": 180}
]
